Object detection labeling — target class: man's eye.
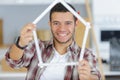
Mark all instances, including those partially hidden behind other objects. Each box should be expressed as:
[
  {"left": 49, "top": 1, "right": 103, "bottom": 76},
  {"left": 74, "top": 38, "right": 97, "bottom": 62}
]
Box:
[
  {"left": 66, "top": 22, "right": 72, "bottom": 25},
  {"left": 53, "top": 22, "right": 59, "bottom": 25}
]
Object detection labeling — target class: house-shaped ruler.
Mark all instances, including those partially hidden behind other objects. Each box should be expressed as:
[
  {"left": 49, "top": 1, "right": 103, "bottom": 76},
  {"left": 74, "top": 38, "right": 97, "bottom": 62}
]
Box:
[{"left": 32, "top": 0, "right": 91, "bottom": 67}]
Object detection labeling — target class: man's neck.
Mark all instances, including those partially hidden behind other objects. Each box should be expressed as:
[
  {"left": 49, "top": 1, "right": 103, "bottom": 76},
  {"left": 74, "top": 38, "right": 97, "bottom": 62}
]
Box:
[{"left": 54, "top": 40, "right": 73, "bottom": 55}]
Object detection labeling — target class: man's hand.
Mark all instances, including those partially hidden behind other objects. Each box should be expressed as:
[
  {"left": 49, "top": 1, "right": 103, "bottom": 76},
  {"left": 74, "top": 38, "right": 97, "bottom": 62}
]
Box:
[
  {"left": 19, "top": 23, "right": 36, "bottom": 47},
  {"left": 78, "top": 59, "right": 92, "bottom": 80}
]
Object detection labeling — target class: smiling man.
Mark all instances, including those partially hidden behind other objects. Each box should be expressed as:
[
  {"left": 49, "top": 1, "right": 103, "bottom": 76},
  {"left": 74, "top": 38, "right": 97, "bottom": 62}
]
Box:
[
  {"left": 5, "top": 3, "right": 101, "bottom": 80},
  {"left": 50, "top": 12, "right": 76, "bottom": 54}
]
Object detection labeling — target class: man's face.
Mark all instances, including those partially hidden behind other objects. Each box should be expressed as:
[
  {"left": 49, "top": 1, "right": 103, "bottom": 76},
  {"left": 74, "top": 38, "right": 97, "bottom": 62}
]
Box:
[{"left": 50, "top": 12, "right": 77, "bottom": 44}]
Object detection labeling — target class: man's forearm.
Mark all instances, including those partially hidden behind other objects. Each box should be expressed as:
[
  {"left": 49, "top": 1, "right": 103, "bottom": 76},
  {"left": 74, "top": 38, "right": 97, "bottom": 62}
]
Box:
[{"left": 9, "top": 44, "right": 24, "bottom": 60}]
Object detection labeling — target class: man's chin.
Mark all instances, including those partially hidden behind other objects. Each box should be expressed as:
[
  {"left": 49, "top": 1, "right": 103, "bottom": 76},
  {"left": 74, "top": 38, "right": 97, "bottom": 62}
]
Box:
[
  {"left": 53, "top": 36, "right": 73, "bottom": 44},
  {"left": 56, "top": 39, "right": 72, "bottom": 44},
  {"left": 58, "top": 41, "right": 68, "bottom": 44}
]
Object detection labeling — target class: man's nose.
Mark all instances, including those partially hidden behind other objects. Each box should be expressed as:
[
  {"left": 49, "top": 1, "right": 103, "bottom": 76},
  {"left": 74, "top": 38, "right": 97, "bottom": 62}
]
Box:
[{"left": 59, "top": 24, "right": 66, "bottom": 30}]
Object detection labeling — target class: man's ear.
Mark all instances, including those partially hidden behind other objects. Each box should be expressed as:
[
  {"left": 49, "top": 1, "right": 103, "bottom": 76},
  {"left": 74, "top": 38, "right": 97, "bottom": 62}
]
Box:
[
  {"left": 48, "top": 21, "right": 51, "bottom": 27},
  {"left": 75, "top": 19, "right": 79, "bottom": 27},
  {"left": 75, "top": 11, "right": 80, "bottom": 27}
]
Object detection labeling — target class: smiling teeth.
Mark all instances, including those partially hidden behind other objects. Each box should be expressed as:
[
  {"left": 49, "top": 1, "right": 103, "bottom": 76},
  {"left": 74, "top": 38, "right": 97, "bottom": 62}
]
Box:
[{"left": 59, "top": 34, "right": 66, "bottom": 37}]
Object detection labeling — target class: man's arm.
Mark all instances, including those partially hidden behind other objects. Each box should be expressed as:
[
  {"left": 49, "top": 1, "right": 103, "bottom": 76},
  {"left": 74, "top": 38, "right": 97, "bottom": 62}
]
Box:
[
  {"left": 9, "top": 23, "right": 36, "bottom": 60},
  {"left": 9, "top": 44, "right": 24, "bottom": 60}
]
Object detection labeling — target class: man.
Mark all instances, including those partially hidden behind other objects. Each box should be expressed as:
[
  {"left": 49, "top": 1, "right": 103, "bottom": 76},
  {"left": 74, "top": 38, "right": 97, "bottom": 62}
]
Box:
[{"left": 6, "top": 3, "right": 101, "bottom": 80}]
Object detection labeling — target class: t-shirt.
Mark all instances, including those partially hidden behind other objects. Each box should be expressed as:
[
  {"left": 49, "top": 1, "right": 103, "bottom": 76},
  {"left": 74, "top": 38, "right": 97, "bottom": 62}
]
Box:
[{"left": 40, "top": 48, "right": 69, "bottom": 80}]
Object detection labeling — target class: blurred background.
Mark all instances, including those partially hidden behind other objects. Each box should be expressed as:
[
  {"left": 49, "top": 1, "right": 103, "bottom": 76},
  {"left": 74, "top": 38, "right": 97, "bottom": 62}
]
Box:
[{"left": 0, "top": 0, "right": 120, "bottom": 80}]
